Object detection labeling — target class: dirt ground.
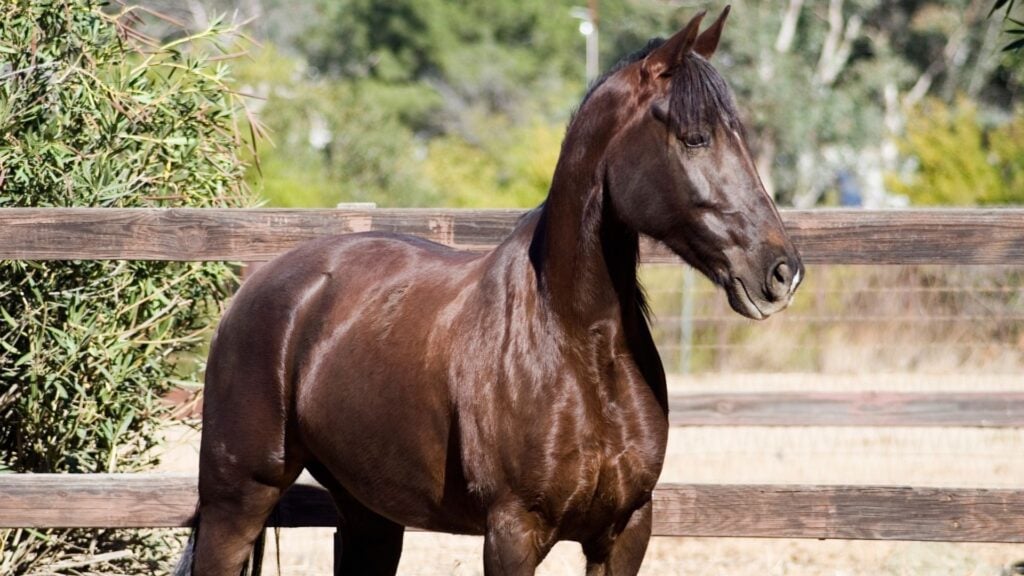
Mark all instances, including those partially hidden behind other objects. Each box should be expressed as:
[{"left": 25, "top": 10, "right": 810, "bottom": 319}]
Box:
[{"left": 158, "top": 373, "right": 1024, "bottom": 575}]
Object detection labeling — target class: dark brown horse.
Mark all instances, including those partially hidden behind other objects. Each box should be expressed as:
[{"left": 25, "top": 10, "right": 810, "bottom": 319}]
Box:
[{"left": 176, "top": 7, "right": 802, "bottom": 575}]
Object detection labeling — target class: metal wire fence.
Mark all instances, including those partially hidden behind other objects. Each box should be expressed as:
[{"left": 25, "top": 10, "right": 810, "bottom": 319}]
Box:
[{"left": 642, "top": 264, "right": 1024, "bottom": 376}]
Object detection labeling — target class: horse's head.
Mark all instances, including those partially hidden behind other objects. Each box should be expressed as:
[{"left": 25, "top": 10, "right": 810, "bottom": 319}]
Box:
[{"left": 601, "top": 7, "right": 803, "bottom": 320}]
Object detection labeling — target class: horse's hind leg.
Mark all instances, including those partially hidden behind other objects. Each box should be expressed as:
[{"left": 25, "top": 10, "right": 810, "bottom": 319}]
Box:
[
  {"left": 190, "top": 369, "right": 306, "bottom": 574},
  {"left": 334, "top": 493, "right": 405, "bottom": 575},
  {"left": 190, "top": 437, "right": 306, "bottom": 576},
  {"left": 190, "top": 478, "right": 287, "bottom": 575},
  {"left": 308, "top": 462, "right": 404, "bottom": 575}
]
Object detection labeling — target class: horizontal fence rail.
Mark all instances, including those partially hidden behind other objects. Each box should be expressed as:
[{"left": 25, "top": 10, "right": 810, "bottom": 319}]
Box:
[
  {"left": 1, "top": 474, "right": 1023, "bottom": 543},
  {"left": 667, "top": 392, "right": 1024, "bottom": 427},
  {"left": 164, "top": 391, "right": 1024, "bottom": 428},
  {"left": 2, "top": 208, "right": 1024, "bottom": 264}
]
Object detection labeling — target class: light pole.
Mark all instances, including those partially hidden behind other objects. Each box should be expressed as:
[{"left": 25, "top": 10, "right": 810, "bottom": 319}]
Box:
[{"left": 570, "top": 3, "right": 599, "bottom": 84}]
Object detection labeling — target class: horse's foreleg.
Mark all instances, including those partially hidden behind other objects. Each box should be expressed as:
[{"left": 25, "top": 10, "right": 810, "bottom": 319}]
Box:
[
  {"left": 333, "top": 494, "right": 405, "bottom": 575},
  {"left": 483, "top": 500, "right": 551, "bottom": 576},
  {"left": 583, "top": 501, "right": 653, "bottom": 576}
]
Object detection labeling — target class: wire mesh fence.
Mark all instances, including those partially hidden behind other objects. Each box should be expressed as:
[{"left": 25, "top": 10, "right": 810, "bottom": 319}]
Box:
[
  {"left": 640, "top": 262, "right": 1024, "bottom": 510},
  {"left": 642, "top": 264, "right": 1024, "bottom": 376}
]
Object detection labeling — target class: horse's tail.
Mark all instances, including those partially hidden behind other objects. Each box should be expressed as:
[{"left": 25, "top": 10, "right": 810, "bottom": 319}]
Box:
[
  {"left": 171, "top": 510, "right": 267, "bottom": 576},
  {"left": 172, "top": 511, "right": 199, "bottom": 576},
  {"left": 245, "top": 528, "right": 267, "bottom": 576}
]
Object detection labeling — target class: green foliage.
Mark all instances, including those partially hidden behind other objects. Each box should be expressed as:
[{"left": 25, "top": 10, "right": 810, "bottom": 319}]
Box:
[
  {"left": 0, "top": 1, "right": 255, "bottom": 573},
  {"left": 991, "top": 0, "right": 1024, "bottom": 52},
  {"left": 275, "top": 0, "right": 585, "bottom": 206},
  {"left": 235, "top": 41, "right": 565, "bottom": 209},
  {"left": 422, "top": 120, "right": 561, "bottom": 208},
  {"left": 234, "top": 47, "right": 437, "bottom": 207},
  {"left": 888, "top": 99, "right": 1024, "bottom": 205},
  {"left": 299, "top": 0, "right": 581, "bottom": 124},
  {"left": 175, "top": 0, "right": 1023, "bottom": 210}
]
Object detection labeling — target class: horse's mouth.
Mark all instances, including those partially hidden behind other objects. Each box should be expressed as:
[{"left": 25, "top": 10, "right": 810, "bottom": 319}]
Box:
[
  {"left": 727, "top": 276, "right": 800, "bottom": 321},
  {"left": 727, "top": 274, "right": 801, "bottom": 320},
  {"left": 726, "top": 277, "right": 766, "bottom": 320}
]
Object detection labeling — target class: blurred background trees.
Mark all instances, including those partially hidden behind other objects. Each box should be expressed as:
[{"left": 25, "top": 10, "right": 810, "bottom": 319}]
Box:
[{"left": 135, "top": 0, "right": 1023, "bottom": 209}]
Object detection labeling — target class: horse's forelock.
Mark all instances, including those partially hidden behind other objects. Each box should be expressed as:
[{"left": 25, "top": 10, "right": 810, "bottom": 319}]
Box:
[
  {"left": 668, "top": 53, "right": 741, "bottom": 135},
  {"left": 574, "top": 39, "right": 738, "bottom": 137}
]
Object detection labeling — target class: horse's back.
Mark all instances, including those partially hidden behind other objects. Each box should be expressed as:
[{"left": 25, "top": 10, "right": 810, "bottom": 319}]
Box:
[
  {"left": 213, "top": 231, "right": 482, "bottom": 363},
  {"left": 207, "top": 230, "right": 485, "bottom": 417}
]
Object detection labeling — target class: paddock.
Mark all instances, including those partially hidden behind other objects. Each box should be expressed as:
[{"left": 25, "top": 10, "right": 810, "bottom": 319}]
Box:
[{"left": 1, "top": 207, "right": 1022, "bottom": 572}]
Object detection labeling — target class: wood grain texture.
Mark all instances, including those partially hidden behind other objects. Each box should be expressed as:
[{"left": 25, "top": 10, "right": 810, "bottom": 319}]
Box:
[
  {"left": 2, "top": 474, "right": 1023, "bottom": 542},
  {"left": 0, "top": 473, "right": 199, "bottom": 528},
  {"left": 652, "top": 484, "right": 1024, "bottom": 542},
  {"left": 781, "top": 209, "right": 1024, "bottom": 264},
  {"left": 668, "top": 392, "right": 1024, "bottom": 427},
  {"left": 0, "top": 208, "right": 520, "bottom": 262},
  {"left": 0, "top": 473, "right": 335, "bottom": 529},
  {"left": 1, "top": 208, "right": 1023, "bottom": 264}
]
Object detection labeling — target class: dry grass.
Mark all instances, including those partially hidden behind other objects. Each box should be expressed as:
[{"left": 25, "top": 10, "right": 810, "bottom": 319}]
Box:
[{"left": 158, "top": 373, "right": 1024, "bottom": 575}]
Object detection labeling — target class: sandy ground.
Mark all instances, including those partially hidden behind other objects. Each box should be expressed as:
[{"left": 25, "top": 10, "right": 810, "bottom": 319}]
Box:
[{"left": 158, "top": 373, "right": 1024, "bottom": 575}]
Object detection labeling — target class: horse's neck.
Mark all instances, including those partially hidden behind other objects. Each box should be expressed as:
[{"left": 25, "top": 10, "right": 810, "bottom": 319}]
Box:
[
  {"left": 529, "top": 184, "right": 667, "bottom": 409},
  {"left": 533, "top": 103, "right": 635, "bottom": 327}
]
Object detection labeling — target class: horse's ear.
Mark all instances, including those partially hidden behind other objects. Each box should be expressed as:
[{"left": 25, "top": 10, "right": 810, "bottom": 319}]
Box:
[
  {"left": 643, "top": 10, "right": 706, "bottom": 78},
  {"left": 694, "top": 5, "right": 730, "bottom": 59}
]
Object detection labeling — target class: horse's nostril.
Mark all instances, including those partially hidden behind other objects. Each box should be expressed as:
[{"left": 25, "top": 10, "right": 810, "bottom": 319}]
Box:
[
  {"left": 773, "top": 262, "right": 790, "bottom": 285},
  {"left": 767, "top": 260, "right": 792, "bottom": 300}
]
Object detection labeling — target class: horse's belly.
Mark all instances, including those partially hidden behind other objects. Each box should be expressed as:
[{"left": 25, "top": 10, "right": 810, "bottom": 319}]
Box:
[
  {"left": 312, "top": 442, "right": 485, "bottom": 534},
  {"left": 297, "top": 360, "right": 485, "bottom": 534}
]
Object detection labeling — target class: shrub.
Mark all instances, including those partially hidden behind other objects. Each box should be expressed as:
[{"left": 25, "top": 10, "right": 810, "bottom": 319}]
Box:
[
  {"left": 0, "top": 1, "right": 255, "bottom": 573},
  {"left": 888, "top": 98, "right": 1024, "bottom": 205}
]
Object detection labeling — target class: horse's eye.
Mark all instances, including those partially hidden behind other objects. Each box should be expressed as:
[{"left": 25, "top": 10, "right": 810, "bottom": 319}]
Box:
[{"left": 683, "top": 133, "right": 710, "bottom": 148}]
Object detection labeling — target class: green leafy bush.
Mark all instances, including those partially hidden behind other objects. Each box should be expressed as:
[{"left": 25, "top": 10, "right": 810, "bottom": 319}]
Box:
[
  {"left": 888, "top": 98, "right": 1024, "bottom": 205},
  {"left": 0, "top": 1, "right": 255, "bottom": 573},
  {"left": 422, "top": 121, "right": 561, "bottom": 208}
]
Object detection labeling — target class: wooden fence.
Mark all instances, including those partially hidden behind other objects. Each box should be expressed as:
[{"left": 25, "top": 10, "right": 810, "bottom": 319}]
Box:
[
  {"left": 1, "top": 207, "right": 1023, "bottom": 543},
  {"left": 2, "top": 474, "right": 1023, "bottom": 542}
]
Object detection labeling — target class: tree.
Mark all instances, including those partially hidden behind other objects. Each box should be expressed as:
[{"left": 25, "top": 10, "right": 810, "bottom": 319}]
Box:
[
  {"left": 709, "top": 0, "right": 1019, "bottom": 206},
  {"left": 888, "top": 98, "right": 1024, "bottom": 205},
  {"left": 131, "top": 0, "right": 1024, "bottom": 210},
  {"left": 297, "top": 0, "right": 582, "bottom": 134},
  {"left": 0, "top": 1, "right": 255, "bottom": 573}
]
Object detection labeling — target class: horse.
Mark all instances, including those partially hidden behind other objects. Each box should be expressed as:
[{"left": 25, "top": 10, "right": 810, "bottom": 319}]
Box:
[{"left": 175, "top": 7, "right": 803, "bottom": 575}]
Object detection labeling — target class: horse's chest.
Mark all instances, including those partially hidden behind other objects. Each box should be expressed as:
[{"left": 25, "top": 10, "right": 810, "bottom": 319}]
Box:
[
  {"left": 529, "top": 355, "right": 668, "bottom": 533},
  {"left": 545, "top": 440, "right": 661, "bottom": 536},
  {"left": 455, "top": 320, "right": 668, "bottom": 534},
  {"left": 542, "top": 406, "right": 666, "bottom": 535}
]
